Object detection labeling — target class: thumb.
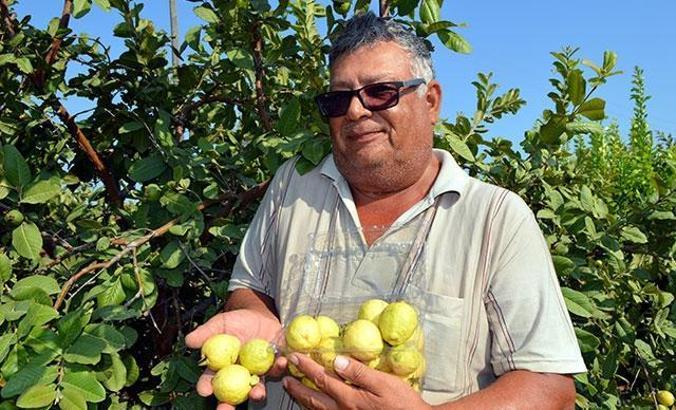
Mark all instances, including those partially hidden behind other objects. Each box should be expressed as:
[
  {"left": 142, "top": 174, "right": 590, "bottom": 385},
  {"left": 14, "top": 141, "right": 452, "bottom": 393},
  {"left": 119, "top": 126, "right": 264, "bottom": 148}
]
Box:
[{"left": 332, "top": 355, "right": 383, "bottom": 391}]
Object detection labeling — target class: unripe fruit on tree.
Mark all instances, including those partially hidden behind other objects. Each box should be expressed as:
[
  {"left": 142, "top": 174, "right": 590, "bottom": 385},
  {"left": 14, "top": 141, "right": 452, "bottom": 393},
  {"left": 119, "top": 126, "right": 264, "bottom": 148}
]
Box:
[
  {"left": 333, "top": 1, "right": 350, "bottom": 16},
  {"left": 657, "top": 390, "right": 675, "bottom": 407},
  {"left": 144, "top": 184, "right": 162, "bottom": 201},
  {"left": 4, "top": 210, "right": 24, "bottom": 226}
]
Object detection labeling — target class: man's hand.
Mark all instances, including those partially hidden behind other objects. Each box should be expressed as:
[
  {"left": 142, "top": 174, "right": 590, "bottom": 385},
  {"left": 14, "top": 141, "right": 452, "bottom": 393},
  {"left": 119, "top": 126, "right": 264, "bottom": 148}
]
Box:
[
  {"left": 185, "top": 308, "right": 286, "bottom": 410},
  {"left": 283, "top": 353, "right": 430, "bottom": 410}
]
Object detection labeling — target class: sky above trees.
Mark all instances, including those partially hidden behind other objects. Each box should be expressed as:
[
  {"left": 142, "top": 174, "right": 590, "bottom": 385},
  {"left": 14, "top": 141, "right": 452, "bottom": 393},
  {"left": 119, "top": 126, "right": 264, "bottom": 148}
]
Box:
[{"left": 16, "top": 0, "right": 676, "bottom": 143}]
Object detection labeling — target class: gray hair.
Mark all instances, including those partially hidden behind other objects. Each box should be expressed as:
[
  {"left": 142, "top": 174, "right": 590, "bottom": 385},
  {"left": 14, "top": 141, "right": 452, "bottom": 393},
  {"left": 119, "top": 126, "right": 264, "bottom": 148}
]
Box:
[{"left": 329, "top": 12, "right": 435, "bottom": 88}]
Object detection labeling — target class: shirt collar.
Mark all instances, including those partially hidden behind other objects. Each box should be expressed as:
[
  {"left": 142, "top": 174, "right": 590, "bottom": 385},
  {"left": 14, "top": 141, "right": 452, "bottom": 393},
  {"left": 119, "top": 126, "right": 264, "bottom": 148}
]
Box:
[{"left": 319, "top": 148, "right": 469, "bottom": 199}]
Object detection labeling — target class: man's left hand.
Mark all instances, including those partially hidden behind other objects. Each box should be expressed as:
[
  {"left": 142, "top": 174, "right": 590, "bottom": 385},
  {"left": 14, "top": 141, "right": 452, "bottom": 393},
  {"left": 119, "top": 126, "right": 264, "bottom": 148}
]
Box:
[{"left": 283, "top": 353, "right": 431, "bottom": 410}]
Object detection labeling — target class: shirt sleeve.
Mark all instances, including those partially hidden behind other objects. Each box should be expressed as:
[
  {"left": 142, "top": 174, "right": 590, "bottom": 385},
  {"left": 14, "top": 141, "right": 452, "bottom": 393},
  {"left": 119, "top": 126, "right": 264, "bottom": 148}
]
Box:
[
  {"left": 484, "top": 191, "right": 587, "bottom": 376},
  {"left": 227, "top": 159, "right": 297, "bottom": 299}
]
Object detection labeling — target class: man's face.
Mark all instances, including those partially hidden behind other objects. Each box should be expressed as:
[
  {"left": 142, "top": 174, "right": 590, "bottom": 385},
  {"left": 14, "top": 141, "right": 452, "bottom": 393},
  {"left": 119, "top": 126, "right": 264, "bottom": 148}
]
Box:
[{"left": 328, "top": 41, "right": 441, "bottom": 190}]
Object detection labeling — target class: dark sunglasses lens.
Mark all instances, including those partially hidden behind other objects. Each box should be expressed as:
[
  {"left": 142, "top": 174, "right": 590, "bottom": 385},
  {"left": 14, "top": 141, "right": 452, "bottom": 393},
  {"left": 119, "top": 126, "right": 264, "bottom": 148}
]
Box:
[
  {"left": 362, "top": 83, "right": 399, "bottom": 110},
  {"left": 318, "top": 92, "right": 352, "bottom": 117}
]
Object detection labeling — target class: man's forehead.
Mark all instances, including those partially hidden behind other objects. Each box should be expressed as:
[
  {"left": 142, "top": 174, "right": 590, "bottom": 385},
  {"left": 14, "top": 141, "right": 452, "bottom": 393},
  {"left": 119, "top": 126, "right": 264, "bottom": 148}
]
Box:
[{"left": 329, "top": 42, "right": 413, "bottom": 88}]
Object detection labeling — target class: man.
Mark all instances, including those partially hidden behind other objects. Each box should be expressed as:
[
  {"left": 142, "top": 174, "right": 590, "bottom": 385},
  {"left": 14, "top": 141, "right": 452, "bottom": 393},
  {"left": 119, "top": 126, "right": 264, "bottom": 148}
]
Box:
[{"left": 186, "top": 12, "right": 586, "bottom": 410}]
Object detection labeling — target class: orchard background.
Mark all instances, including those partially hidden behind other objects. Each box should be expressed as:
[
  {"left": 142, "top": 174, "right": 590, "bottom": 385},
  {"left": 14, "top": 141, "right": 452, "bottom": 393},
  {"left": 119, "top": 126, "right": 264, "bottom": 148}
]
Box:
[{"left": 0, "top": 0, "right": 673, "bottom": 408}]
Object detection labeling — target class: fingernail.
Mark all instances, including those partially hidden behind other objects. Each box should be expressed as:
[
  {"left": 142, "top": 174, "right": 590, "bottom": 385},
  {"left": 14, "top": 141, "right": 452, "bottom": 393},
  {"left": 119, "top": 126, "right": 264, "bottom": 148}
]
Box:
[
  {"left": 282, "top": 377, "right": 291, "bottom": 388},
  {"left": 334, "top": 355, "right": 349, "bottom": 371},
  {"left": 288, "top": 354, "right": 299, "bottom": 365}
]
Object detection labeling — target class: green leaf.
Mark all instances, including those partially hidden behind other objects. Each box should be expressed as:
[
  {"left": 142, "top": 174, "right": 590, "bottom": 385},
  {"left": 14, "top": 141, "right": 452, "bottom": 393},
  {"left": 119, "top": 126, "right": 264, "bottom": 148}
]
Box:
[
  {"left": 539, "top": 116, "right": 566, "bottom": 145},
  {"left": 93, "top": 0, "right": 111, "bottom": 11},
  {"left": 0, "top": 53, "right": 16, "bottom": 66},
  {"left": 155, "top": 110, "right": 173, "bottom": 147},
  {"left": 567, "top": 70, "right": 586, "bottom": 106},
  {"left": 184, "top": 26, "right": 201, "bottom": 51},
  {"left": 63, "top": 334, "right": 106, "bottom": 364},
  {"left": 15, "top": 57, "right": 33, "bottom": 74},
  {"left": 621, "top": 226, "right": 648, "bottom": 244},
  {"left": 437, "top": 30, "right": 471, "bottom": 54},
  {"left": 160, "top": 240, "right": 185, "bottom": 269},
  {"left": 73, "top": 0, "right": 92, "bottom": 18},
  {"left": 58, "top": 387, "right": 87, "bottom": 410},
  {"left": 85, "top": 323, "right": 127, "bottom": 353},
  {"left": 138, "top": 391, "right": 171, "bottom": 406},
  {"left": 0, "top": 333, "right": 15, "bottom": 363},
  {"left": 118, "top": 121, "right": 143, "bottom": 134},
  {"left": 561, "top": 287, "right": 595, "bottom": 318},
  {"left": 634, "top": 339, "right": 656, "bottom": 362},
  {"left": 3, "top": 145, "right": 32, "bottom": 188},
  {"left": 565, "top": 121, "right": 603, "bottom": 136},
  {"left": 419, "top": 0, "right": 440, "bottom": 24},
  {"left": 301, "top": 137, "right": 329, "bottom": 165},
  {"left": 194, "top": 6, "right": 219, "bottom": 23},
  {"left": 1, "top": 355, "right": 52, "bottom": 398},
  {"left": 575, "top": 328, "right": 600, "bottom": 352},
  {"left": 11, "top": 222, "right": 43, "bottom": 261},
  {"left": 278, "top": 98, "right": 301, "bottom": 137},
  {"left": 174, "top": 357, "right": 201, "bottom": 383},
  {"left": 552, "top": 255, "right": 575, "bottom": 275},
  {"left": 57, "top": 308, "right": 92, "bottom": 346},
  {"left": 96, "top": 278, "right": 126, "bottom": 308},
  {"left": 160, "top": 192, "right": 196, "bottom": 216},
  {"left": 577, "top": 98, "right": 605, "bottom": 120},
  {"left": 15, "top": 384, "right": 56, "bottom": 408},
  {"left": 445, "top": 133, "right": 475, "bottom": 161},
  {"left": 21, "top": 178, "right": 61, "bottom": 204},
  {"left": 12, "top": 275, "right": 60, "bottom": 295},
  {"left": 536, "top": 208, "right": 556, "bottom": 219},
  {"left": 226, "top": 48, "right": 254, "bottom": 70},
  {"left": 17, "top": 303, "right": 59, "bottom": 336},
  {"left": 98, "top": 353, "right": 127, "bottom": 392},
  {"left": 61, "top": 371, "right": 106, "bottom": 403},
  {"left": 0, "top": 252, "right": 12, "bottom": 285},
  {"left": 123, "top": 355, "right": 140, "bottom": 386},
  {"left": 648, "top": 210, "right": 675, "bottom": 220},
  {"left": 129, "top": 154, "right": 166, "bottom": 182}
]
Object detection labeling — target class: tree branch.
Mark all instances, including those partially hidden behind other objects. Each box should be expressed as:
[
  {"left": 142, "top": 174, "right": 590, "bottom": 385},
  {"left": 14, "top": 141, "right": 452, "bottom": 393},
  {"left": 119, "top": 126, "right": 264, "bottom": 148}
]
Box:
[
  {"left": 5, "top": 0, "right": 124, "bottom": 208},
  {"left": 0, "top": 0, "right": 16, "bottom": 38},
  {"left": 55, "top": 103, "right": 123, "bottom": 207},
  {"left": 45, "top": 0, "right": 72, "bottom": 66},
  {"left": 250, "top": 22, "right": 273, "bottom": 132},
  {"left": 379, "top": 0, "right": 390, "bottom": 17},
  {"left": 173, "top": 85, "right": 247, "bottom": 138},
  {"left": 52, "top": 180, "right": 270, "bottom": 311}
]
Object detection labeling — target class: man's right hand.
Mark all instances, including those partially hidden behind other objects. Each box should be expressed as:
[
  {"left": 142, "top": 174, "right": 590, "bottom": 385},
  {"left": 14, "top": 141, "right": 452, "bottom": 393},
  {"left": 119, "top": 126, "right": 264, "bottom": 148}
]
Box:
[{"left": 185, "top": 308, "right": 287, "bottom": 409}]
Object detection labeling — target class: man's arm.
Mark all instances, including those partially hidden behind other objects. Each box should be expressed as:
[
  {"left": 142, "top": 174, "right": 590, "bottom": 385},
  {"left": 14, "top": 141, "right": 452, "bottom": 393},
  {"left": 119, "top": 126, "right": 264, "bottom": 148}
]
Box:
[
  {"left": 224, "top": 287, "right": 279, "bottom": 319},
  {"left": 434, "top": 371, "right": 576, "bottom": 410}
]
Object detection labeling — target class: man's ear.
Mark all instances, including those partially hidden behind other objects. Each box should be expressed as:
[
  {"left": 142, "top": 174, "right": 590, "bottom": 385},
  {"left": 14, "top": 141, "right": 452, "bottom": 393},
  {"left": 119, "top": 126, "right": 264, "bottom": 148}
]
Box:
[{"left": 425, "top": 79, "right": 442, "bottom": 125}]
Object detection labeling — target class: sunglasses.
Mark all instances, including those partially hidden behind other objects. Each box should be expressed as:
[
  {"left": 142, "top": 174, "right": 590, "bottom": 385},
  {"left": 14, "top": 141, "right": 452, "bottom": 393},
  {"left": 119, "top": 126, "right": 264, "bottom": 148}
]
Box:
[{"left": 315, "top": 78, "right": 425, "bottom": 118}]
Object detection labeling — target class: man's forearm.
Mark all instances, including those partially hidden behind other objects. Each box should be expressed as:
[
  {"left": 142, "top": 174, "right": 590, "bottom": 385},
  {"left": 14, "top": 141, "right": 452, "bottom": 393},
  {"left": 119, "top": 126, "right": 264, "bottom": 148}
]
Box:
[
  {"left": 224, "top": 288, "right": 279, "bottom": 319},
  {"left": 433, "top": 371, "right": 576, "bottom": 410}
]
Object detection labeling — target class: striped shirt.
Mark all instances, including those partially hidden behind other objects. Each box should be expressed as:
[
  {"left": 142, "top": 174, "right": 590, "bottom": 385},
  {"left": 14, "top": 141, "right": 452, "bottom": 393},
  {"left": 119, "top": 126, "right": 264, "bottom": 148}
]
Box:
[{"left": 229, "top": 149, "right": 586, "bottom": 409}]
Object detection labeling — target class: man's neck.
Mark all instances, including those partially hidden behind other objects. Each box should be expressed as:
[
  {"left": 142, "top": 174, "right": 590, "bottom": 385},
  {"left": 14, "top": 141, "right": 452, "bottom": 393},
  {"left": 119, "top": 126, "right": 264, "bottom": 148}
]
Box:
[{"left": 349, "top": 155, "right": 441, "bottom": 246}]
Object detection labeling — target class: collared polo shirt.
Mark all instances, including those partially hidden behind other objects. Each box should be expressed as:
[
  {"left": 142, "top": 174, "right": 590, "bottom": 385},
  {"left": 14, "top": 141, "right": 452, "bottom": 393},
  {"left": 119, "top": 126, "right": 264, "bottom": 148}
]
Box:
[{"left": 229, "top": 149, "right": 586, "bottom": 409}]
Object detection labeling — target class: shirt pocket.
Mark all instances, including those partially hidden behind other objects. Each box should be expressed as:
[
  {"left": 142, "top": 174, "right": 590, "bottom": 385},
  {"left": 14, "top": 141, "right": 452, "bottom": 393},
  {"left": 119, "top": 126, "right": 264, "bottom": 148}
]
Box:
[{"left": 406, "top": 284, "right": 465, "bottom": 393}]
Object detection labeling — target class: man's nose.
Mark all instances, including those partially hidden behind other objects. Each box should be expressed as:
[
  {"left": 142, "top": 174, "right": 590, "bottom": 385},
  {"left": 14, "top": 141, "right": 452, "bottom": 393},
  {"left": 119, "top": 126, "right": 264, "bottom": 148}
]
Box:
[{"left": 345, "top": 93, "right": 372, "bottom": 121}]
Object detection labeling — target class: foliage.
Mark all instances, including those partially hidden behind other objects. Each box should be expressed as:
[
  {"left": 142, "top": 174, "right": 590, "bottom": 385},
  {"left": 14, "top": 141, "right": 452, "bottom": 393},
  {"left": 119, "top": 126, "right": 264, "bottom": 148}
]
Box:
[
  {"left": 0, "top": 1, "right": 673, "bottom": 409},
  {"left": 442, "top": 48, "right": 675, "bottom": 408}
]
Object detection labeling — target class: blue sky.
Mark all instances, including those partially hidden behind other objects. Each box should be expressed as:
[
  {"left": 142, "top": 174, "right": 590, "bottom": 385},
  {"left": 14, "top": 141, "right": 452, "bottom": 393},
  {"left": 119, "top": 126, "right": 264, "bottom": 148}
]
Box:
[{"left": 14, "top": 0, "right": 676, "bottom": 143}]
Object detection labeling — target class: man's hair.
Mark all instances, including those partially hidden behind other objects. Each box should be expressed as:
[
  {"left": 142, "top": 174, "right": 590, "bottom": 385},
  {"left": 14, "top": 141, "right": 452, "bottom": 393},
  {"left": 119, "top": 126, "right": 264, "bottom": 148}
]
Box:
[{"left": 329, "top": 12, "right": 435, "bottom": 86}]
